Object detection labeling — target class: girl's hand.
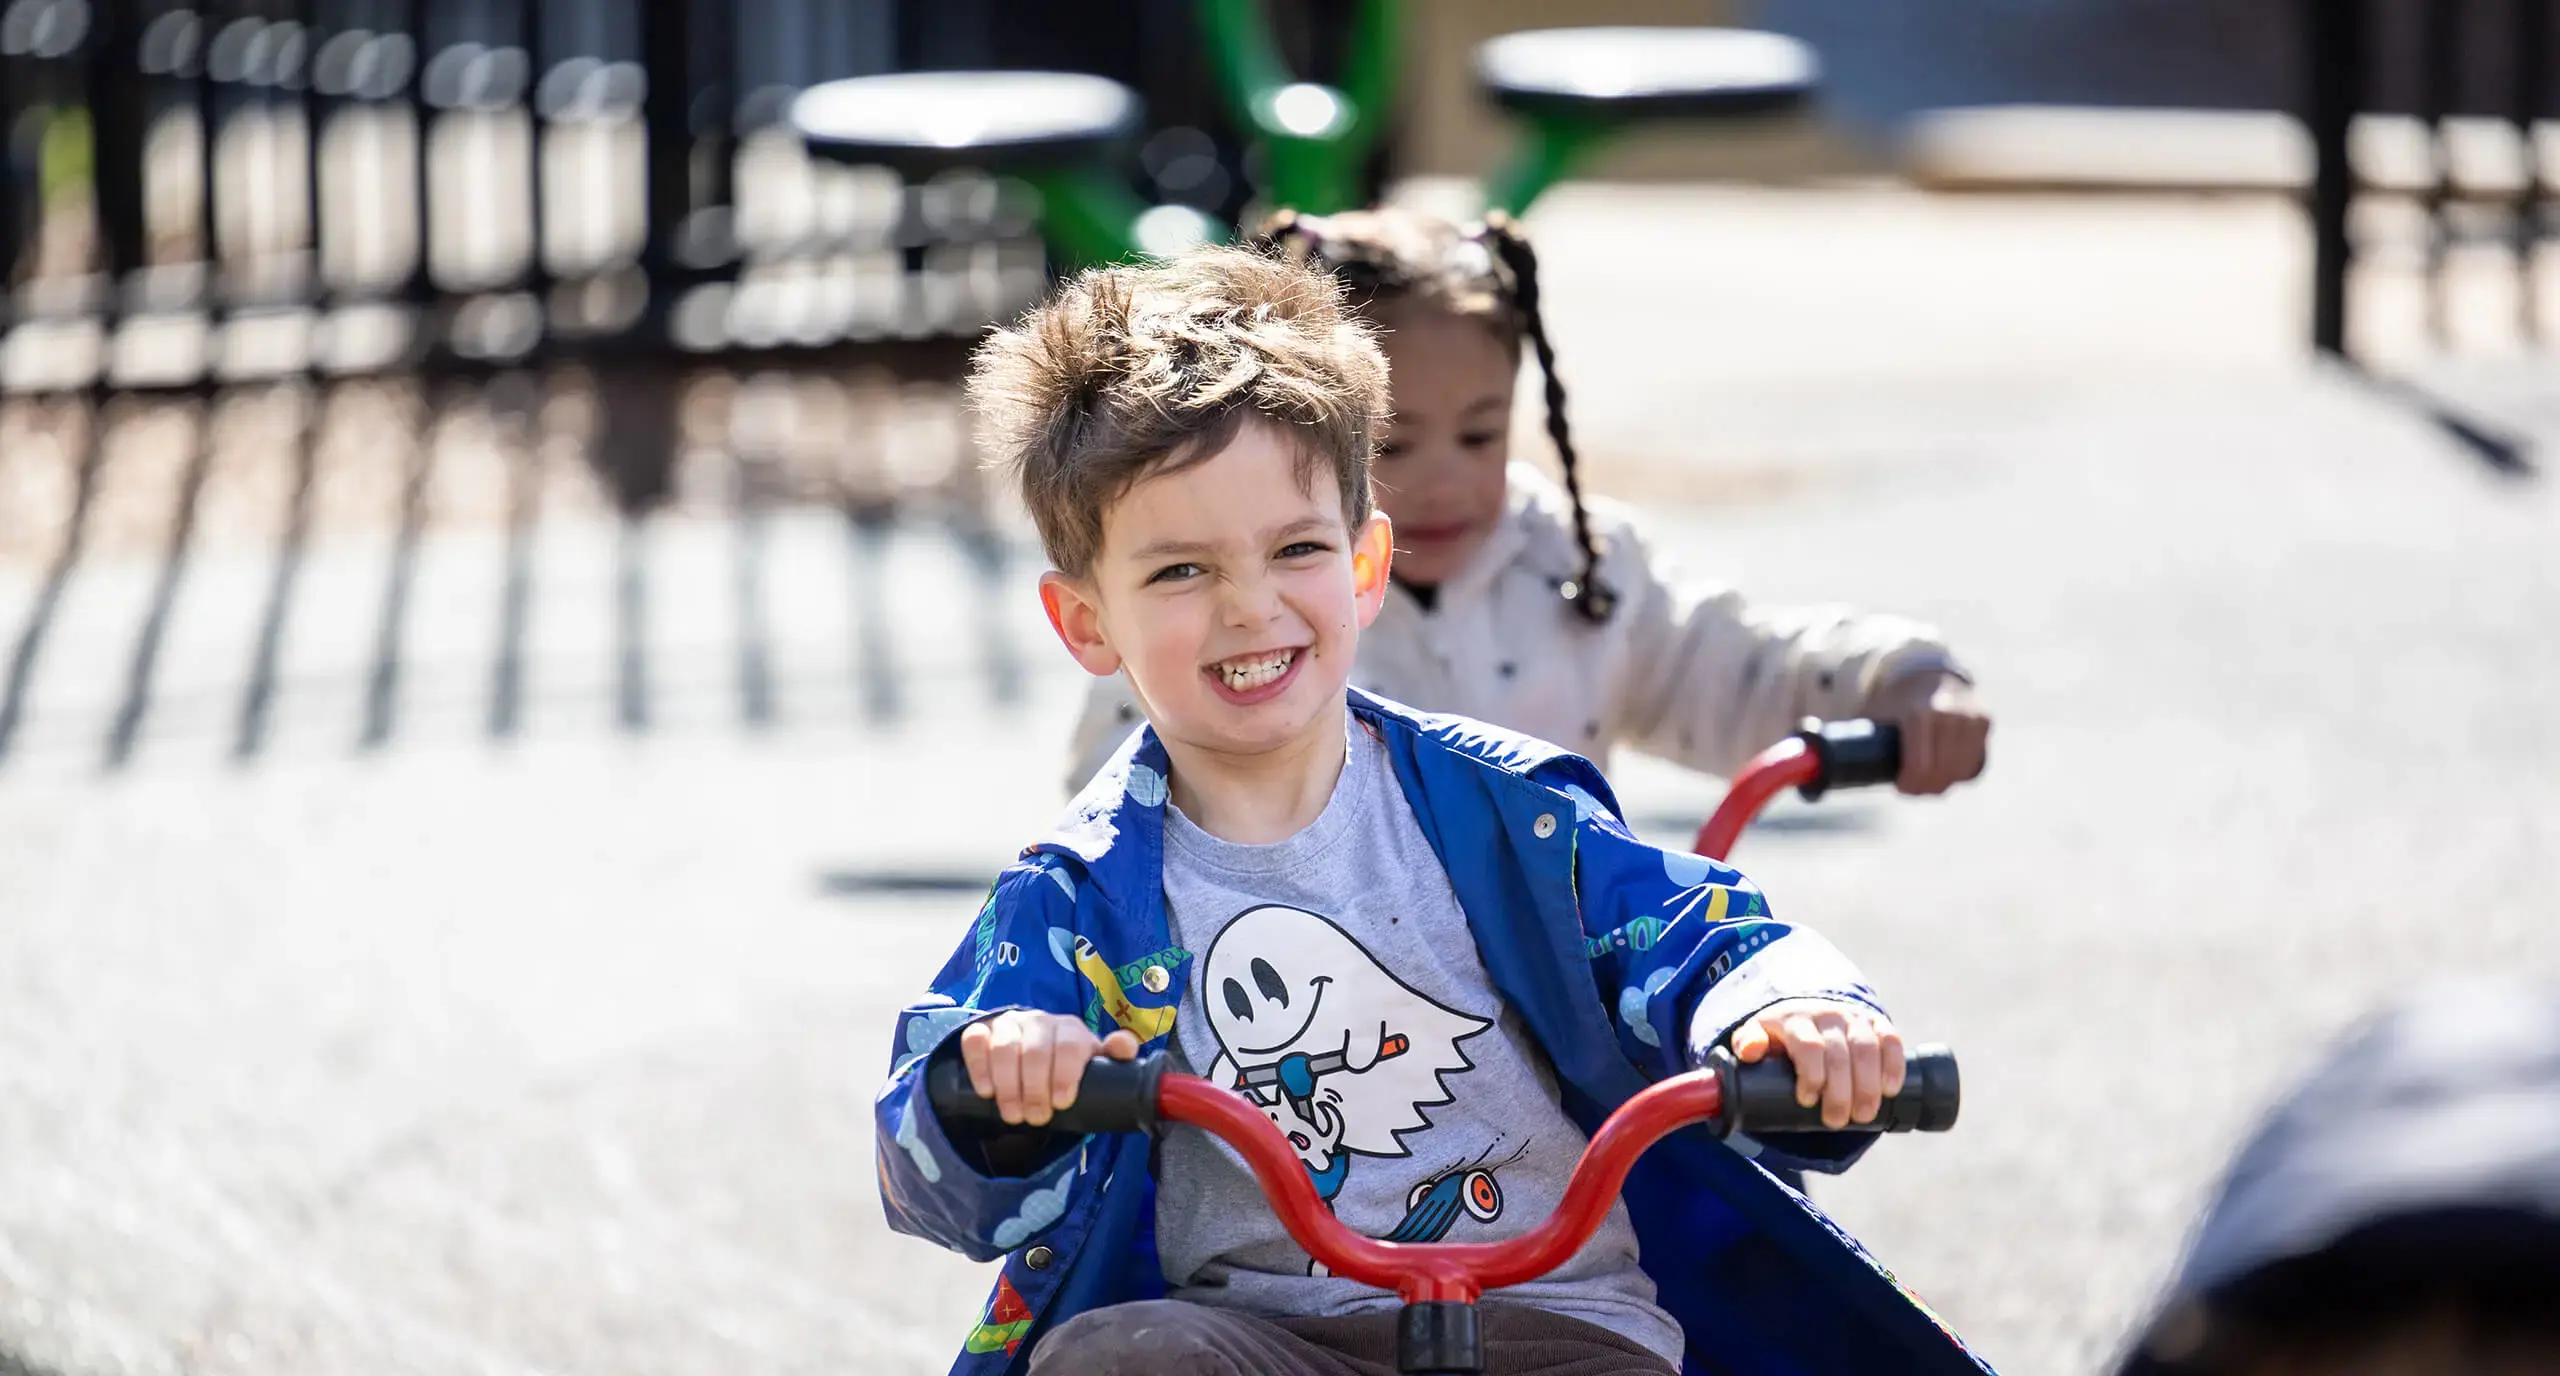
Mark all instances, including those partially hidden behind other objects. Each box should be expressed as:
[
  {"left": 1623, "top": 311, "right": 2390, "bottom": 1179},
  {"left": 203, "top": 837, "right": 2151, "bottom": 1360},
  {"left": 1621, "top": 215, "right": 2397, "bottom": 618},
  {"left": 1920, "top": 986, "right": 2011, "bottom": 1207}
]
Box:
[
  {"left": 1866, "top": 670, "right": 1990, "bottom": 795},
  {"left": 957, "top": 1012, "right": 1140, "bottom": 1128},
  {"left": 1731, "top": 1000, "right": 1906, "bottom": 1129}
]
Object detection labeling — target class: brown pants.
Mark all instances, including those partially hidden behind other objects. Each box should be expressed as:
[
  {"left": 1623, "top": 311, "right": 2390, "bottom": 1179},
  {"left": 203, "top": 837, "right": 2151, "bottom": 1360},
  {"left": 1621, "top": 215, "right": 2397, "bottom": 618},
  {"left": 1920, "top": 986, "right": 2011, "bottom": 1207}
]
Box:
[{"left": 1025, "top": 1299, "right": 1678, "bottom": 1376}]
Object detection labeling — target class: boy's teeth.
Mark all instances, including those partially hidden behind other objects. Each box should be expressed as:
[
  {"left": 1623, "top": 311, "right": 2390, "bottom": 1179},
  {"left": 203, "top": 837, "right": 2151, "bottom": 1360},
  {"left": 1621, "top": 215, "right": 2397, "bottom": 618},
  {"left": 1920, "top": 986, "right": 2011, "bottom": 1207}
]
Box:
[{"left": 1216, "top": 650, "right": 1295, "bottom": 691}]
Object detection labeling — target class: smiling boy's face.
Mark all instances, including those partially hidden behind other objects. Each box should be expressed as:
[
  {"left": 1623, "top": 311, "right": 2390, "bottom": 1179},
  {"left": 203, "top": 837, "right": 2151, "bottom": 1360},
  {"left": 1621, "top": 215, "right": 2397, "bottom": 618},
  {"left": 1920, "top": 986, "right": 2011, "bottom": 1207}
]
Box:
[{"left": 1040, "top": 419, "right": 1392, "bottom": 768}]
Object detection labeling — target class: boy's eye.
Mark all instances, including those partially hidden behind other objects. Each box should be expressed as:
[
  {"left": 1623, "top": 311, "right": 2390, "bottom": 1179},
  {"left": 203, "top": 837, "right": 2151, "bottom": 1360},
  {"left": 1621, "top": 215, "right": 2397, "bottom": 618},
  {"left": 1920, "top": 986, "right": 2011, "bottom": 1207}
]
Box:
[
  {"left": 1277, "top": 541, "right": 1330, "bottom": 559},
  {"left": 1377, "top": 439, "right": 1409, "bottom": 460},
  {"left": 1147, "top": 562, "right": 1203, "bottom": 585},
  {"left": 1461, "top": 430, "right": 1502, "bottom": 450}
]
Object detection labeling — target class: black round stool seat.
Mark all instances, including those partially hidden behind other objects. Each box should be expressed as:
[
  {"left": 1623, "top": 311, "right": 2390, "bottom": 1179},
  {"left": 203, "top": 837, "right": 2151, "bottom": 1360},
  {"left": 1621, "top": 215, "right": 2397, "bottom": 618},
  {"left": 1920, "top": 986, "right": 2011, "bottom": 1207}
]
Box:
[
  {"left": 790, "top": 71, "right": 1142, "bottom": 175},
  {"left": 1476, "top": 27, "right": 1819, "bottom": 122}
]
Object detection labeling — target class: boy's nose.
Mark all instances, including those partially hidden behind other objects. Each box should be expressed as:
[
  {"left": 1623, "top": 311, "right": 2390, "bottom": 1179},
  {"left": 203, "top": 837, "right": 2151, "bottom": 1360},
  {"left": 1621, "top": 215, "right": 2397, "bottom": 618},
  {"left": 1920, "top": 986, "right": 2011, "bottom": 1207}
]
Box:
[{"left": 1219, "top": 574, "right": 1284, "bottom": 627}]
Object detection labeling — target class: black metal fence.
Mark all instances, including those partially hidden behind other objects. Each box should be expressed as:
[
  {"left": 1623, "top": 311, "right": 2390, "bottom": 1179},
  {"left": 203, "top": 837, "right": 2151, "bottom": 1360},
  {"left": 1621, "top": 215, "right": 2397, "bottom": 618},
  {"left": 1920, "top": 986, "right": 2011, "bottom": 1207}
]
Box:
[
  {"left": 0, "top": 1, "right": 1353, "bottom": 488},
  {"left": 2298, "top": 0, "right": 2553, "bottom": 471},
  {"left": 0, "top": 1, "right": 1387, "bottom": 769},
  {"left": 2302, "top": 0, "right": 2555, "bottom": 362}
]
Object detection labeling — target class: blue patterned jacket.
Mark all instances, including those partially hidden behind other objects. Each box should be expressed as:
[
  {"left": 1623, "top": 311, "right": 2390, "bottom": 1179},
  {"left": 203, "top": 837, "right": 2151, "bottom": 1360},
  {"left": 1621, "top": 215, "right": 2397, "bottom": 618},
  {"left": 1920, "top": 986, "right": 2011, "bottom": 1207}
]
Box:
[{"left": 875, "top": 690, "right": 1993, "bottom": 1376}]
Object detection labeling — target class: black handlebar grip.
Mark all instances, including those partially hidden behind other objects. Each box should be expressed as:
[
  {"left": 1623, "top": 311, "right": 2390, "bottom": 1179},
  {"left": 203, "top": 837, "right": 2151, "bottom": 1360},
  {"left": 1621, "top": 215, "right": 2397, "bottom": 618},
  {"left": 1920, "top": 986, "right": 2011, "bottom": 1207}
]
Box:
[
  {"left": 924, "top": 1051, "right": 1168, "bottom": 1137},
  {"left": 1796, "top": 718, "right": 1902, "bottom": 801},
  {"left": 1708, "top": 1043, "right": 1960, "bottom": 1136}
]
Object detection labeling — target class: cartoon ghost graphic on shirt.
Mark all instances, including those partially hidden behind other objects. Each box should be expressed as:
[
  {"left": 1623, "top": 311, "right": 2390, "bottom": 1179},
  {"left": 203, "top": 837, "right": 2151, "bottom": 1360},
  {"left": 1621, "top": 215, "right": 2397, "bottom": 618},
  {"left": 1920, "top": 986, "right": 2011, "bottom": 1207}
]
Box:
[{"left": 1200, "top": 905, "right": 1493, "bottom": 1204}]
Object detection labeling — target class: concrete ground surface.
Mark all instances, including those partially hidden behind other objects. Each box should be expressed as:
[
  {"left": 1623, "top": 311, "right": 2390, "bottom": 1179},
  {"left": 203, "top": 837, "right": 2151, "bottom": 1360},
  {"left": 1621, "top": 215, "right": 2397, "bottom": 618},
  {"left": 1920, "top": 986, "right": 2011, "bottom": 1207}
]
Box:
[{"left": 2, "top": 184, "right": 2557, "bottom": 1376}]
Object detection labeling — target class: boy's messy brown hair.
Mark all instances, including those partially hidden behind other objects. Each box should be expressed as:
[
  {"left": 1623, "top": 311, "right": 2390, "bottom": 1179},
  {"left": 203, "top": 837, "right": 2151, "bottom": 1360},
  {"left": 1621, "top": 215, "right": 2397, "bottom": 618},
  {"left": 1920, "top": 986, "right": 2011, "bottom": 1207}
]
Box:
[{"left": 968, "top": 246, "right": 1389, "bottom": 579}]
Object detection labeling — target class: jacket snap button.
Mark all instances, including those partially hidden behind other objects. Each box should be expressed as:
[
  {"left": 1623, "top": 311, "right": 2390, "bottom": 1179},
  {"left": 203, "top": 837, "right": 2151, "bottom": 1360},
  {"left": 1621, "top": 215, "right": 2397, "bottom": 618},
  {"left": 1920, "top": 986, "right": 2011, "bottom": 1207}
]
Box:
[
  {"left": 1024, "top": 1245, "right": 1055, "bottom": 1270},
  {"left": 1532, "top": 813, "right": 1557, "bottom": 839},
  {"left": 1141, "top": 965, "right": 1171, "bottom": 994}
]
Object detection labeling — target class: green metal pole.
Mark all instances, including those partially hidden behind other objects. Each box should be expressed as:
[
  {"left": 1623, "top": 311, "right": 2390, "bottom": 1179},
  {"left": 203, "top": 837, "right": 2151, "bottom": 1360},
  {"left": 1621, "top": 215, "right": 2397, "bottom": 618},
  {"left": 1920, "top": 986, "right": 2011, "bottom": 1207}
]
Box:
[
  {"left": 1022, "top": 168, "right": 1154, "bottom": 269},
  {"left": 1200, "top": 0, "right": 1407, "bottom": 217},
  {"left": 1338, "top": 0, "right": 1401, "bottom": 150},
  {"left": 1198, "top": 0, "right": 1292, "bottom": 131},
  {"left": 1257, "top": 92, "right": 1361, "bottom": 214},
  {"left": 1487, "top": 114, "right": 1615, "bottom": 217}
]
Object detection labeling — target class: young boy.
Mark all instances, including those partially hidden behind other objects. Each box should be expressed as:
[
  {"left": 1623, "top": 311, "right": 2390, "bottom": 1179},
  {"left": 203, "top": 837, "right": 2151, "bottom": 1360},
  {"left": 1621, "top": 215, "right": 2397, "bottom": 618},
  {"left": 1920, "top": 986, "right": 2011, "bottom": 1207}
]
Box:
[{"left": 875, "top": 248, "right": 1990, "bottom": 1376}]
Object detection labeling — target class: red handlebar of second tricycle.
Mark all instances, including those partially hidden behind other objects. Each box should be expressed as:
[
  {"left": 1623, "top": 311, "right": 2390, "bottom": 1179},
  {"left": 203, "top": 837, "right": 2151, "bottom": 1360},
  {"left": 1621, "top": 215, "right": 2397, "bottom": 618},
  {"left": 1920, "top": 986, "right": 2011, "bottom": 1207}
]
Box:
[
  {"left": 1692, "top": 735, "right": 1821, "bottom": 861},
  {"left": 1158, "top": 1068, "right": 1727, "bottom": 1305}
]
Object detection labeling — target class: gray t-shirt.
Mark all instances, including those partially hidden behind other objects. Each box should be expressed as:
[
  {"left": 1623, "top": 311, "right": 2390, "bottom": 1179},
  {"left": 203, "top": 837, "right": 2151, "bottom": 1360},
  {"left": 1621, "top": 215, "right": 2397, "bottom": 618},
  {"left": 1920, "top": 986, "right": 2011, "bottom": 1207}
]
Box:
[{"left": 1153, "top": 721, "right": 1682, "bottom": 1364}]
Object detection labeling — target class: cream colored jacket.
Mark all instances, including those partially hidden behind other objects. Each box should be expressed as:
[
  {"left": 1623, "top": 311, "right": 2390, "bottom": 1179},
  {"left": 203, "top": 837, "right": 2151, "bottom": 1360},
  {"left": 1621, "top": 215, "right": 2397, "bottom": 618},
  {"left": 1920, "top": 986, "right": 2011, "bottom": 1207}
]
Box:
[{"left": 1064, "top": 464, "right": 1962, "bottom": 792}]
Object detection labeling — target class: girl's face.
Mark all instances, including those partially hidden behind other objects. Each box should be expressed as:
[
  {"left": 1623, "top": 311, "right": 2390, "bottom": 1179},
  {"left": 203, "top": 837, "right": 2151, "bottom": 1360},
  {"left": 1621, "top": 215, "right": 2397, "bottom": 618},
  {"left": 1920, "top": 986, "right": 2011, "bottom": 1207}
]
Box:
[{"left": 1370, "top": 301, "right": 1517, "bottom": 588}]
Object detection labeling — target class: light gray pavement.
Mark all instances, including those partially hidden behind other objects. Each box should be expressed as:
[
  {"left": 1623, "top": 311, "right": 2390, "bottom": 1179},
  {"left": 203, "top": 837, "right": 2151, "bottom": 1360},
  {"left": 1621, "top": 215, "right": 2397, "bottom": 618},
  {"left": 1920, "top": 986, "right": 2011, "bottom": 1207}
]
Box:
[{"left": 4, "top": 185, "right": 2558, "bottom": 1376}]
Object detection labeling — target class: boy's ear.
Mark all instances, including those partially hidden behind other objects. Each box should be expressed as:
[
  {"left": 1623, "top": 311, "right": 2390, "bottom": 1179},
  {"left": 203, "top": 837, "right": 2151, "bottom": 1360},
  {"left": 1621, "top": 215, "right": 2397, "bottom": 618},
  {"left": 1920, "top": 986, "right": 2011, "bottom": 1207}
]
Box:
[
  {"left": 1351, "top": 511, "right": 1394, "bottom": 630},
  {"left": 1040, "top": 571, "right": 1124, "bottom": 678}
]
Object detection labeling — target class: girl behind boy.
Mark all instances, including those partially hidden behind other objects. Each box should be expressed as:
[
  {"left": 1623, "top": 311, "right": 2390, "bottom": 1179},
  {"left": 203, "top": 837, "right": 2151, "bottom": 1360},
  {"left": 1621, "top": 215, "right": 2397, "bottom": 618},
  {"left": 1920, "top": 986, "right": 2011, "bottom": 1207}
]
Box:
[{"left": 1066, "top": 207, "right": 1990, "bottom": 799}]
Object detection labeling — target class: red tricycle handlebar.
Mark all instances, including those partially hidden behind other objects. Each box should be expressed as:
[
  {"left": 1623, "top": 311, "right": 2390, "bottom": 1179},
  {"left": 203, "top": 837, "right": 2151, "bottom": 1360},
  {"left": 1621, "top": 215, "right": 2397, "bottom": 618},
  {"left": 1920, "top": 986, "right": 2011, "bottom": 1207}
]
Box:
[
  {"left": 1693, "top": 718, "right": 1903, "bottom": 860},
  {"left": 1152, "top": 1059, "right": 1729, "bottom": 1304}
]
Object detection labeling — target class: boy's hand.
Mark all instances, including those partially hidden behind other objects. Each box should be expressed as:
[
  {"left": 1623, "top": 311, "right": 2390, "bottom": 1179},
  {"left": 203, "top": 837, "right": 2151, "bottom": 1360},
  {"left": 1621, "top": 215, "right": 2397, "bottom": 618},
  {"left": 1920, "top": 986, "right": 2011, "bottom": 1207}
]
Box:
[
  {"left": 957, "top": 1011, "right": 1140, "bottom": 1128},
  {"left": 1866, "top": 670, "right": 1989, "bottom": 796},
  {"left": 1730, "top": 1000, "right": 1906, "bottom": 1129}
]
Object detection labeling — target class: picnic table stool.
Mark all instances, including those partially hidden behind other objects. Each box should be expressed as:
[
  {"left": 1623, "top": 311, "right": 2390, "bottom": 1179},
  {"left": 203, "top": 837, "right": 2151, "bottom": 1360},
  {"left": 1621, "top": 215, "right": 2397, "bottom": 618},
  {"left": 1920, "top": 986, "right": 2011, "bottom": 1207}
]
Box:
[
  {"left": 790, "top": 71, "right": 1220, "bottom": 267},
  {"left": 1474, "top": 26, "right": 1821, "bottom": 212}
]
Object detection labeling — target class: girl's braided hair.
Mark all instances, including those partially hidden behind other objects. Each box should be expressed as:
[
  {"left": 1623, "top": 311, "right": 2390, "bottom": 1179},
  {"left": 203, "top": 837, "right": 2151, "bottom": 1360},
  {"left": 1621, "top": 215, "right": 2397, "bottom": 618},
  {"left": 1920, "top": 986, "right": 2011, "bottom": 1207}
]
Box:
[{"left": 1253, "top": 207, "right": 1617, "bottom": 622}]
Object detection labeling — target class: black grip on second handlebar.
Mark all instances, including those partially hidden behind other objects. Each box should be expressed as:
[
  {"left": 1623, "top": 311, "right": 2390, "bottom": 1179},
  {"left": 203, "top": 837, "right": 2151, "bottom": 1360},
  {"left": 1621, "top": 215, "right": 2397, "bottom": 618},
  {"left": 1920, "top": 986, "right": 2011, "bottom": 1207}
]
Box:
[
  {"left": 1707, "top": 1043, "right": 1960, "bottom": 1136},
  {"left": 924, "top": 1050, "right": 1168, "bottom": 1137},
  {"left": 1795, "top": 717, "right": 1902, "bottom": 800}
]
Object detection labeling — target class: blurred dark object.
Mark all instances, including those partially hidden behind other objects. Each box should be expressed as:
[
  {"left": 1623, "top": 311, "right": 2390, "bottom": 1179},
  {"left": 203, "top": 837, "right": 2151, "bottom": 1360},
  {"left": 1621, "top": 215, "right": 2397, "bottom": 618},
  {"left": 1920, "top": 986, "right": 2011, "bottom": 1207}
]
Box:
[{"left": 2117, "top": 977, "right": 2560, "bottom": 1376}]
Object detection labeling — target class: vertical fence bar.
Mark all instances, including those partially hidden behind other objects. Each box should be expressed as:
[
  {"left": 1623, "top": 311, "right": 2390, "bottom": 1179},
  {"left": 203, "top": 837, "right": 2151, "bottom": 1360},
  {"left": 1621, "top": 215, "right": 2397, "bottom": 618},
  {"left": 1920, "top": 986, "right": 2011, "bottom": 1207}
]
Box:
[
  {"left": 2304, "top": 0, "right": 2366, "bottom": 358},
  {"left": 639, "top": 0, "right": 691, "bottom": 302},
  {"left": 401, "top": 0, "right": 434, "bottom": 312},
  {"left": 0, "top": 33, "right": 24, "bottom": 294},
  {"left": 517, "top": 0, "right": 550, "bottom": 308},
  {"left": 198, "top": 0, "right": 228, "bottom": 308},
  {"left": 88, "top": 0, "right": 152, "bottom": 287},
  {"left": 2420, "top": 0, "right": 2461, "bottom": 345},
  {"left": 299, "top": 0, "right": 329, "bottom": 304},
  {"left": 693, "top": 0, "right": 732, "bottom": 232},
  {"left": 2513, "top": 0, "right": 2551, "bottom": 344}
]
